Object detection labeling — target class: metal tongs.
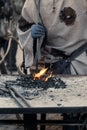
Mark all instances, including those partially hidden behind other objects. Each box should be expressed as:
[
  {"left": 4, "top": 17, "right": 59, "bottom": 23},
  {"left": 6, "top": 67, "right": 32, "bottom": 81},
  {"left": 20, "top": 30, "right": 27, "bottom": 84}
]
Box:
[
  {"left": 34, "top": 0, "right": 44, "bottom": 73},
  {"left": 8, "top": 87, "right": 31, "bottom": 108}
]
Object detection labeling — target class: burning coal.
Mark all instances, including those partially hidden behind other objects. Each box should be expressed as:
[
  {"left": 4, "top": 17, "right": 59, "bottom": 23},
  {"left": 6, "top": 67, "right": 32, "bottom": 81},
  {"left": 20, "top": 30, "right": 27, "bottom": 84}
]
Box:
[
  {"left": 0, "top": 70, "right": 66, "bottom": 98},
  {"left": 15, "top": 75, "right": 66, "bottom": 89}
]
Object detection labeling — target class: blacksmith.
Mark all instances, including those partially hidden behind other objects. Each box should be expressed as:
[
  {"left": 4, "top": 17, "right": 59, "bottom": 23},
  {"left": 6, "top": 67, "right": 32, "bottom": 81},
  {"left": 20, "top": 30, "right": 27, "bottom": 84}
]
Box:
[
  {"left": 17, "top": 0, "right": 87, "bottom": 75},
  {"left": 17, "top": 0, "right": 87, "bottom": 129}
]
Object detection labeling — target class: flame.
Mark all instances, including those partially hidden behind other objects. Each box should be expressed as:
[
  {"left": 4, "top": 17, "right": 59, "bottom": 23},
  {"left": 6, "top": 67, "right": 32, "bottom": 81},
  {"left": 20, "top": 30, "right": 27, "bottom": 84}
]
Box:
[
  {"left": 33, "top": 68, "right": 53, "bottom": 81},
  {"left": 45, "top": 72, "right": 53, "bottom": 81},
  {"left": 34, "top": 68, "right": 48, "bottom": 80}
]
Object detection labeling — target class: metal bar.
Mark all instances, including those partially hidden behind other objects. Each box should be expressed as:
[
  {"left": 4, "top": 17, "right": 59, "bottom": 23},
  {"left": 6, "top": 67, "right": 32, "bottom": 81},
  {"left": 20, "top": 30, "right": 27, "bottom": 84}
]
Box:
[
  {"left": 9, "top": 88, "right": 23, "bottom": 107},
  {"left": 0, "top": 120, "right": 23, "bottom": 125},
  {"left": 0, "top": 88, "right": 9, "bottom": 93},
  {"left": 24, "top": 114, "right": 37, "bottom": 130},
  {"left": 40, "top": 114, "right": 46, "bottom": 130},
  {"left": 10, "top": 87, "right": 31, "bottom": 108},
  {"left": 35, "top": 38, "right": 40, "bottom": 73},
  {"left": 0, "top": 119, "right": 86, "bottom": 126},
  {"left": 0, "top": 107, "right": 87, "bottom": 114},
  {"left": 35, "top": 120, "right": 87, "bottom": 126}
]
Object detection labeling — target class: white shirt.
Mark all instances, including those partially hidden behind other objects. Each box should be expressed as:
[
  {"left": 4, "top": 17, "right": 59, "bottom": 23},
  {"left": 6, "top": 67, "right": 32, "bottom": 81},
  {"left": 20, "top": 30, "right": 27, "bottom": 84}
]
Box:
[{"left": 17, "top": 0, "right": 87, "bottom": 75}]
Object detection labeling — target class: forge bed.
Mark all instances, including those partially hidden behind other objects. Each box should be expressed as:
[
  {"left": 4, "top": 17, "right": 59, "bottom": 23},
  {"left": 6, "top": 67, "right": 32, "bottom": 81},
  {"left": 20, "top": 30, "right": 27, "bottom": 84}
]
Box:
[
  {"left": 0, "top": 75, "right": 87, "bottom": 109},
  {"left": 0, "top": 75, "right": 87, "bottom": 129}
]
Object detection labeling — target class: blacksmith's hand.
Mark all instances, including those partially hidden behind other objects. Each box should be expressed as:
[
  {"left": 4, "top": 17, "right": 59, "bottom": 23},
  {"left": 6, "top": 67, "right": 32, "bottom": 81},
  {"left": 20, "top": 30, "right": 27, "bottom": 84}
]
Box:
[{"left": 31, "top": 23, "right": 45, "bottom": 38}]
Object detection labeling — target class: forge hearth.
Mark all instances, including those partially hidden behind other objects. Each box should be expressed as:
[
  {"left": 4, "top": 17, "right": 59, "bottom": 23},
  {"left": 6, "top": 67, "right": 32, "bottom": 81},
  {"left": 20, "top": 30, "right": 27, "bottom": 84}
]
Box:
[
  {"left": 16, "top": 75, "right": 66, "bottom": 89},
  {"left": 0, "top": 75, "right": 66, "bottom": 99},
  {"left": 0, "top": 75, "right": 87, "bottom": 107}
]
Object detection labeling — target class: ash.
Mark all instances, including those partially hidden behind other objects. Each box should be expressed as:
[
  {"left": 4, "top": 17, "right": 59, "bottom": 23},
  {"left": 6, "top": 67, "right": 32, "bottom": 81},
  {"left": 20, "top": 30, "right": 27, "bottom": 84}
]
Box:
[{"left": 0, "top": 75, "right": 66, "bottom": 99}]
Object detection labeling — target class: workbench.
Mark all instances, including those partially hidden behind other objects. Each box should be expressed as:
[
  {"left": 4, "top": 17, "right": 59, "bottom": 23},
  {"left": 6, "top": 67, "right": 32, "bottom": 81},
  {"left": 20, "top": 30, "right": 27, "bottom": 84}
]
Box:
[{"left": 0, "top": 75, "right": 87, "bottom": 130}]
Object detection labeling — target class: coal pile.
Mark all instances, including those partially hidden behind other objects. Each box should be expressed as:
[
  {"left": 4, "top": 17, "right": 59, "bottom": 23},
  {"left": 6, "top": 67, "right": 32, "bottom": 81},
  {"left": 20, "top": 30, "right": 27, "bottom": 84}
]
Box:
[
  {"left": 16, "top": 75, "right": 66, "bottom": 89},
  {"left": 0, "top": 75, "right": 66, "bottom": 99}
]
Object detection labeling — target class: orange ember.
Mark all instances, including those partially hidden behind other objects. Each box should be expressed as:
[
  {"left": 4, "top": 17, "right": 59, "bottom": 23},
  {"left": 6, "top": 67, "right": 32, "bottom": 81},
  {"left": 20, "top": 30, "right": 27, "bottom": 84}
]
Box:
[{"left": 45, "top": 72, "right": 53, "bottom": 81}]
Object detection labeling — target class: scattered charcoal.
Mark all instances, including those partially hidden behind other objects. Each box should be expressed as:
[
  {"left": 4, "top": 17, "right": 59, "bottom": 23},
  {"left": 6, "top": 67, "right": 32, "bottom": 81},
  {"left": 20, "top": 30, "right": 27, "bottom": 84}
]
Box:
[
  {"left": 77, "top": 94, "right": 81, "bottom": 96},
  {"left": 49, "top": 95, "right": 55, "bottom": 99},
  {"left": 57, "top": 103, "right": 62, "bottom": 106},
  {"left": 51, "top": 98, "right": 54, "bottom": 101},
  {"left": 60, "top": 99, "right": 63, "bottom": 101},
  {"left": 48, "top": 88, "right": 54, "bottom": 92},
  {"left": 5, "top": 81, "right": 18, "bottom": 88},
  {"left": 0, "top": 90, "right": 10, "bottom": 97}
]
